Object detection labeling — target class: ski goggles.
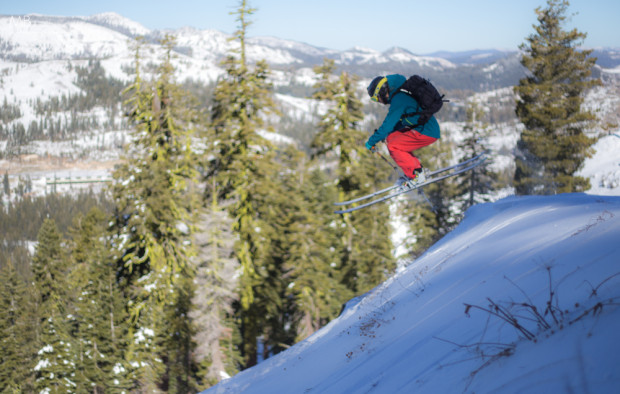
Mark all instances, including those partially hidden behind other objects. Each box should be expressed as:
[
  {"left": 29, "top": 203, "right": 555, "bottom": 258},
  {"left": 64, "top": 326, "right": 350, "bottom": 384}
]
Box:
[{"left": 370, "top": 77, "right": 388, "bottom": 103}]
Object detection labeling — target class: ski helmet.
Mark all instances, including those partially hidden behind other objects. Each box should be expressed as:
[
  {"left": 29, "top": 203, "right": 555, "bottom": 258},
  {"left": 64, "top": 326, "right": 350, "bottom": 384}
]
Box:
[{"left": 367, "top": 76, "right": 389, "bottom": 103}]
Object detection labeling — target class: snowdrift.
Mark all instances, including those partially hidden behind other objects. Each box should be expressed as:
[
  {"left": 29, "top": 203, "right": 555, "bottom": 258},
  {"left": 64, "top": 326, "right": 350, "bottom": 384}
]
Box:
[{"left": 206, "top": 193, "right": 620, "bottom": 393}]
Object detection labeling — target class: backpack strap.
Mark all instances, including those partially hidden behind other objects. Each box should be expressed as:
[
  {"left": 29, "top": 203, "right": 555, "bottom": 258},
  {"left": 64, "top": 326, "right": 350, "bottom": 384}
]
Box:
[
  {"left": 395, "top": 88, "right": 448, "bottom": 119},
  {"left": 392, "top": 77, "right": 449, "bottom": 131}
]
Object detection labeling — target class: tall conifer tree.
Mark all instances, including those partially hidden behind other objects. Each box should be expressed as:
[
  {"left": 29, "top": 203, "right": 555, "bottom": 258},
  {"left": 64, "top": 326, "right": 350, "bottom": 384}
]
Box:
[
  {"left": 31, "top": 218, "right": 73, "bottom": 393},
  {"left": 311, "top": 60, "right": 395, "bottom": 295},
  {"left": 111, "top": 35, "right": 200, "bottom": 391},
  {"left": 282, "top": 149, "right": 351, "bottom": 341},
  {"left": 191, "top": 201, "right": 240, "bottom": 385},
  {"left": 457, "top": 102, "right": 495, "bottom": 209},
  {"left": 204, "top": 0, "right": 285, "bottom": 368},
  {"left": 68, "top": 207, "right": 131, "bottom": 392},
  {"left": 514, "top": 0, "right": 599, "bottom": 194},
  {"left": 2, "top": 171, "right": 9, "bottom": 197},
  {"left": 0, "top": 260, "right": 36, "bottom": 392}
]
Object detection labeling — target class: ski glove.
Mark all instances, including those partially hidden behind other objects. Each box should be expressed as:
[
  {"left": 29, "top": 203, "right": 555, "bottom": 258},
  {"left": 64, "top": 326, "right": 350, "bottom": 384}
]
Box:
[{"left": 365, "top": 141, "right": 376, "bottom": 152}]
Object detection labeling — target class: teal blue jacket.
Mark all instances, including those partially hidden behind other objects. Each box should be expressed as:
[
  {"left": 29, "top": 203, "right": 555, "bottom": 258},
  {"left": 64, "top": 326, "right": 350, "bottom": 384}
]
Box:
[{"left": 366, "top": 74, "right": 441, "bottom": 148}]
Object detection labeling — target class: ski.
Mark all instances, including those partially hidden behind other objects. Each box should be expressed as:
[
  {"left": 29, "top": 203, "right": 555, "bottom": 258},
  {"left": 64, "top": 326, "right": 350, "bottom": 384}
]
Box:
[
  {"left": 334, "top": 157, "right": 487, "bottom": 214},
  {"left": 334, "top": 151, "right": 488, "bottom": 207}
]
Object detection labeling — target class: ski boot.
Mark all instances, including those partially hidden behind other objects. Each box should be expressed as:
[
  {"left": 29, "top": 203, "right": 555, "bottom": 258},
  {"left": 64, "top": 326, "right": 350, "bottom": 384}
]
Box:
[{"left": 395, "top": 168, "right": 426, "bottom": 189}]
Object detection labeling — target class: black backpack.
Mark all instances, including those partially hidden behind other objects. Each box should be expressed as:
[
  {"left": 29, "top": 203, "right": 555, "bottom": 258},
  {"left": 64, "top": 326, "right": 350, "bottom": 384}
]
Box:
[{"left": 394, "top": 75, "right": 448, "bottom": 129}]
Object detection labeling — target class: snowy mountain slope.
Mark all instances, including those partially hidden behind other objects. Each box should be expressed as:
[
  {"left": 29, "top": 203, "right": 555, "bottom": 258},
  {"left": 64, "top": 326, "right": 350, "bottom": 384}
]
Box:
[
  {"left": 0, "top": 15, "right": 130, "bottom": 61},
  {"left": 0, "top": 59, "right": 82, "bottom": 124},
  {"left": 579, "top": 134, "right": 620, "bottom": 195},
  {"left": 205, "top": 193, "right": 620, "bottom": 393},
  {"left": 425, "top": 49, "right": 516, "bottom": 65},
  {"left": 591, "top": 48, "right": 620, "bottom": 69},
  {"left": 0, "top": 13, "right": 460, "bottom": 72},
  {"left": 3, "top": 13, "right": 619, "bottom": 90},
  {"left": 248, "top": 36, "right": 336, "bottom": 58},
  {"left": 81, "top": 12, "right": 151, "bottom": 37},
  {"left": 169, "top": 26, "right": 236, "bottom": 63},
  {"left": 380, "top": 47, "right": 456, "bottom": 68}
]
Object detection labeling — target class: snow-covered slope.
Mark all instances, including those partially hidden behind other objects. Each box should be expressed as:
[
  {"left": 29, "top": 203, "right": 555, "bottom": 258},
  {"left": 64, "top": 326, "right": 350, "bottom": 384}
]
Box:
[
  {"left": 81, "top": 12, "right": 151, "bottom": 37},
  {"left": 579, "top": 133, "right": 620, "bottom": 195},
  {"left": 0, "top": 15, "right": 130, "bottom": 61},
  {"left": 205, "top": 193, "right": 620, "bottom": 393},
  {"left": 0, "top": 13, "right": 458, "bottom": 71}
]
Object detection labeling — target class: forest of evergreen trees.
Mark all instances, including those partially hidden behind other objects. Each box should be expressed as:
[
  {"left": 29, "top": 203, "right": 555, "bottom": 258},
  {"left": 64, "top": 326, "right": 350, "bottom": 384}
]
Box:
[
  {"left": 0, "top": 59, "right": 127, "bottom": 158},
  {"left": 0, "top": 0, "right": 600, "bottom": 392}
]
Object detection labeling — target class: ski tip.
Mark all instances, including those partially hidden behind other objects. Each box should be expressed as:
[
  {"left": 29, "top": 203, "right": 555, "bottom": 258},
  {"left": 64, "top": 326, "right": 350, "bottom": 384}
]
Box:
[{"left": 334, "top": 207, "right": 357, "bottom": 214}]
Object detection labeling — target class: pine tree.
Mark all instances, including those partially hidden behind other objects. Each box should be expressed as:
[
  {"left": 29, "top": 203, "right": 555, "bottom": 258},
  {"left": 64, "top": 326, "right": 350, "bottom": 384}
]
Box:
[
  {"left": 310, "top": 59, "right": 395, "bottom": 295},
  {"left": 204, "top": 0, "right": 283, "bottom": 368},
  {"left": 111, "top": 35, "right": 200, "bottom": 391},
  {"left": 2, "top": 171, "right": 9, "bottom": 197},
  {"left": 0, "top": 260, "right": 37, "bottom": 392},
  {"left": 282, "top": 150, "right": 351, "bottom": 341},
  {"left": 162, "top": 275, "right": 199, "bottom": 393},
  {"left": 238, "top": 147, "right": 296, "bottom": 361},
  {"left": 242, "top": 143, "right": 353, "bottom": 358},
  {"left": 68, "top": 207, "right": 131, "bottom": 392},
  {"left": 31, "top": 218, "right": 73, "bottom": 393},
  {"left": 514, "top": 0, "right": 600, "bottom": 195},
  {"left": 457, "top": 102, "right": 496, "bottom": 209},
  {"left": 190, "top": 198, "right": 241, "bottom": 386}
]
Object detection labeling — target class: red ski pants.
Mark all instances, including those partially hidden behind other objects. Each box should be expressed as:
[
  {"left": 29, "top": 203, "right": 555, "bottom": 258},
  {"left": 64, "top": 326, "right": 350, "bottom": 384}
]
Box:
[{"left": 386, "top": 129, "right": 437, "bottom": 178}]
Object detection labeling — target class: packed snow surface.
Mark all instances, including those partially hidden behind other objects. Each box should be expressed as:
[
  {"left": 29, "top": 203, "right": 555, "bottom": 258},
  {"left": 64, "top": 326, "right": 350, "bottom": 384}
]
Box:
[{"left": 206, "top": 193, "right": 620, "bottom": 394}]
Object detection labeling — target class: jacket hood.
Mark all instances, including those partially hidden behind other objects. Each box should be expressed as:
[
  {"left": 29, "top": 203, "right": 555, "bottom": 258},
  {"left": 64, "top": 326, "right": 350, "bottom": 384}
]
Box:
[{"left": 385, "top": 74, "right": 407, "bottom": 103}]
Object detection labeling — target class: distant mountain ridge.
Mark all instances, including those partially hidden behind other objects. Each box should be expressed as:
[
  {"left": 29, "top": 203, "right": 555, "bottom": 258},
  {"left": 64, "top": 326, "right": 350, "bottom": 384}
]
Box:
[
  {"left": 81, "top": 12, "right": 151, "bottom": 37},
  {"left": 425, "top": 49, "right": 517, "bottom": 65},
  {"left": 1, "top": 12, "right": 619, "bottom": 92}
]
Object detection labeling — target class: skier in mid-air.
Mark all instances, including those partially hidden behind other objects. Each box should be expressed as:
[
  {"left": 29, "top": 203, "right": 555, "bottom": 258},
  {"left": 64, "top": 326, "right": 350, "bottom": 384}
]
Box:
[
  {"left": 365, "top": 74, "right": 441, "bottom": 187},
  {"left": 336, "top": 75, "right": 484, "bottom": 213}
]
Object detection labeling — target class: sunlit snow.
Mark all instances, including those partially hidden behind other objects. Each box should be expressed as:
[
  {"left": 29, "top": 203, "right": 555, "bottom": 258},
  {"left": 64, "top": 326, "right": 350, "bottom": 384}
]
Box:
[{"left": 205, "top": 193, "right": 620, "bottom": 393}]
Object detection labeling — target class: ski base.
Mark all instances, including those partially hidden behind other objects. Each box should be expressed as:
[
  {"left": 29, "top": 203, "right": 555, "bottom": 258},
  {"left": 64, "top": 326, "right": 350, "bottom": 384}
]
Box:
[
  {"left": 334, "top": 154, "right": 487, "bottom": 214},
  {"left": 334, "top": 151, "right": 487, "bottom": 207}
]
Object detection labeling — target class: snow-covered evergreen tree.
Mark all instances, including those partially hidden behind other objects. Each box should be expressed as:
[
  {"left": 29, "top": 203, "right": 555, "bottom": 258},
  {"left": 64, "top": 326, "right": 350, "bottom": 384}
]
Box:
[
  {"left": 0, "top": 260, "right": 37, "bottom": 391},
  {"left": 110, "top": 34, "right": 200, "bottom": 391},
  {"left": 31, "top": 218, "right": 74, "bottom": 393},
  {"left": 68, "top": 207, "right": 131, "bottom": 392}
]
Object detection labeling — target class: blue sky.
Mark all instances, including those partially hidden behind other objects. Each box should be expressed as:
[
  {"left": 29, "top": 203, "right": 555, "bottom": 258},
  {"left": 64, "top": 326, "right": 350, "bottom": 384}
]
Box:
[{"left": 3, "top": 0, "right": 619, "bottom": 53}]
